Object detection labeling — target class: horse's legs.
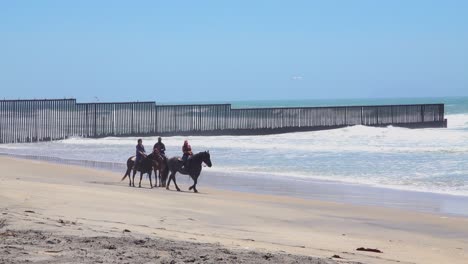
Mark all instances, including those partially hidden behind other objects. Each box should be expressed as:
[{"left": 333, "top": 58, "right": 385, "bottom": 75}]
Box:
[
  {"left": 153, "top": 170, "right": 157, "bottom": 188},
  {"left": 128, "top": 170, "right": 132, "bottom": 187},
  {"left": 124, "top": 167, "right": 132, "bottom": 187},
  {"left": 189, "top": 178, "right": 198, "bottom": 193},
  {"left": 154, "top": 170, "right": 158, "bottom": 188},
  {"left": 193, "top": 180, "right": 198, "bottom": 193},
  {"left": 161, "top": 170, "right": 166, "bottom": 188},
  {"left": 158, "top": 170, "right": 162, "bottom": 187},
  {"left": 148, "top": 171, "right": 153, "bottom": 189},
  {"left": 166, "top": 172, "right": 174, "bottom": 190},
  {"left": 138, "top": 172, "right": 143, "bottom": 188},
  {"left": 131, "top": 169, "right": 137, "bottom": 187},
  {"left": 172, "top": 173, "right": 181, "bottom": 192}
]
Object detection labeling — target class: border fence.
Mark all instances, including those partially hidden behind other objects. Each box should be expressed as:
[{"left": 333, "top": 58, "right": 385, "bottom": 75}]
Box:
[{"left": 0, "top": 99, "right": 446, "bottom": 144}]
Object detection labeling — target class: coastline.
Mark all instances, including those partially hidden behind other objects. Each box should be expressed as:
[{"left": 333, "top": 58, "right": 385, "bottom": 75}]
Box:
[
  {"left": 2, "top": 152, "right": 468, "bottom": 217},
  {"left": 1, "top": 156, "right": 467, "bottom": 264}
]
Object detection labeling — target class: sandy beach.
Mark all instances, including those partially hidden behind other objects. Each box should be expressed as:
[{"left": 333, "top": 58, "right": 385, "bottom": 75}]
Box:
[{"left": 1, "top": 157, "right": 467, "bottom": 264}]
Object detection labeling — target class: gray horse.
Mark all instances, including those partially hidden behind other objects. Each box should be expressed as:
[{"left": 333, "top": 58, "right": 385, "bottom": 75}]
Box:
[{"left": 166, "top": 151, "right": 212, "bottom": 193}]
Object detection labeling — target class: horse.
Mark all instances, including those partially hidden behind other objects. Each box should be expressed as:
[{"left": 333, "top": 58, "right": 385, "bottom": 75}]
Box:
[
  {"left": 121, "top": 152, "right": 168, "bottom": 188},
  {"left": 166, "top": 151, "right": 212, "bottom": 193},
  {"left": 153, "top": 154, "right": 169, "bottom": 187}
]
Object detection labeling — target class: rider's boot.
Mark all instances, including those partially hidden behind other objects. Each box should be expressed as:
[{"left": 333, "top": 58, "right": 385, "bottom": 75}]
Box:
[{"left": 181, "top": 162, "right": 188, "bottom": 173}]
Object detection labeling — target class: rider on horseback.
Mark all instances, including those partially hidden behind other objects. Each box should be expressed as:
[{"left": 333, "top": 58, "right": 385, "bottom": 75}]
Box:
[
  {"left": 182, "top": 140, "right": 193, "bottom": 169},
  {"left": 135, "top": 139, "right": 146, "bottom": 170},
  {"left": 153, "top": 137, "right": 166, "bottom": 156}
]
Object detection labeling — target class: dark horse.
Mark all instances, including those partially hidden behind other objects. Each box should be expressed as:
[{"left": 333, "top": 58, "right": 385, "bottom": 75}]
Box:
[
  {"left": 121, "top": 153, "right": 168, "bottom": 188},
  {"left": 154, "top": 155, "right": 169, "bottom": 187},
  {"left": 166, "top": 151, "right": 212, "bottom": 193}
]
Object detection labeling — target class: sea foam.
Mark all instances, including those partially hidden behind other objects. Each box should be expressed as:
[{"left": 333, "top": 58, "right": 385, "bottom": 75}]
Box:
[{"left": 1, "top": 113, "right": 468, "bottom": 196}]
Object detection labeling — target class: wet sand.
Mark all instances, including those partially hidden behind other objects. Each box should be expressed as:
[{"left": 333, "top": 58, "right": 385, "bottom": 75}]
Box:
[
  {"left": 1, "top": 157, "right": 467, "bottom": 263},
  {"left": 3, "top": 152, "right": 468, "bottom": 217}
]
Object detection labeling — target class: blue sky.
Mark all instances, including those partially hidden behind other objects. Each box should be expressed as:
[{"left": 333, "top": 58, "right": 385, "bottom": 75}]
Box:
[{"left": 1, "top": 1, "right": 467, "bottom": 102}]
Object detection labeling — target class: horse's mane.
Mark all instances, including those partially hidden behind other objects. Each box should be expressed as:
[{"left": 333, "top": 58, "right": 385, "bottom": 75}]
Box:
[
  {"left": 191, "top": 151, "right": 207, "bottom": 160},
  {"left": 148, "top": 152, "right": 163, "bottom": 161}
]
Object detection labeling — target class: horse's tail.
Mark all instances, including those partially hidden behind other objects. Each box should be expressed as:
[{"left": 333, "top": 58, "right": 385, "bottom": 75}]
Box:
[
  {"left": 162, "top": 162, "right": 169, "bottom": 179},
  {"left": 121, "top": 157, "right": 134, "bottom": 181},
  {"left": 159, "top": 158, "right": 170, "bottom": 185},
  {"left": 121, "top": 167, "right": 131, "bottom": 181}
]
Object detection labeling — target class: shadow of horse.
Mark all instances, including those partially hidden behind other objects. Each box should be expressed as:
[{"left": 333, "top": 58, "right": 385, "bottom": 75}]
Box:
[{"left": 166, "top": 151, "right": 212, "bottom": 193}]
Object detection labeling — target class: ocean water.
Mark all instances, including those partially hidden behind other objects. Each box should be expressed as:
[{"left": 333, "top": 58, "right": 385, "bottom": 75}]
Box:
[{"left": 1, "top": 97, "right": 468, "bottom": 196}]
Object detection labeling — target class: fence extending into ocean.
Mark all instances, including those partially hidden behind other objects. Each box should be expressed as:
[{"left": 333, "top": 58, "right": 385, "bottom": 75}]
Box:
[{"left": 0, "top": 99, "right": 446, "bottom": 143}]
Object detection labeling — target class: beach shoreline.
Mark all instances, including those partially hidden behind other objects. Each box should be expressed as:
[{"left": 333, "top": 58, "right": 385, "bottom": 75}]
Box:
[
  {"left": 2, "top": 152, "right": 468, "bottom": 217},
  {"left": 1, "top": 156, "right": 467, "bottom": 263}
]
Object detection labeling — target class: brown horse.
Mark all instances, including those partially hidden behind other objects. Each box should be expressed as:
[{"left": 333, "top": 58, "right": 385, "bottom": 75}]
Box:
[
  {"left": 121, "top": 152, "right": 168, "bottom": 188},
  {"left": 153, "top": 154, "right": 169, "bottom": 187}
]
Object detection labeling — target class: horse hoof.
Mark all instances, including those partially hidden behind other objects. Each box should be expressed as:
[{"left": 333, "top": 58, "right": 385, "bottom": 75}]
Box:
[
  {"left": 176, "top": 188, "right": 181, "bottom": 192},
  {"left": 189, "top": 186, "right": 193, "bottom": 190},
  {"left": 166, "top": 187, "right": 169, "bottom": 190},
  {"left": 194, "top": 190, "right": 198, "bottom": 193}
]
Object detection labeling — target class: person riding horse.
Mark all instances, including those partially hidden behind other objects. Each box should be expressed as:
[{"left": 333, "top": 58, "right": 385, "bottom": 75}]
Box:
[
  {"left": 182, "top": 140, "right": 193, "bottom": 169},
  {"left": 135, "top": 139, "right": 146, "bottom": 170},
  {"left": 152, "top": 137, "right": 168, "bottom": 186},
  {"left": 153, "top": 137, "right": 166, "bottom": 156}
]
